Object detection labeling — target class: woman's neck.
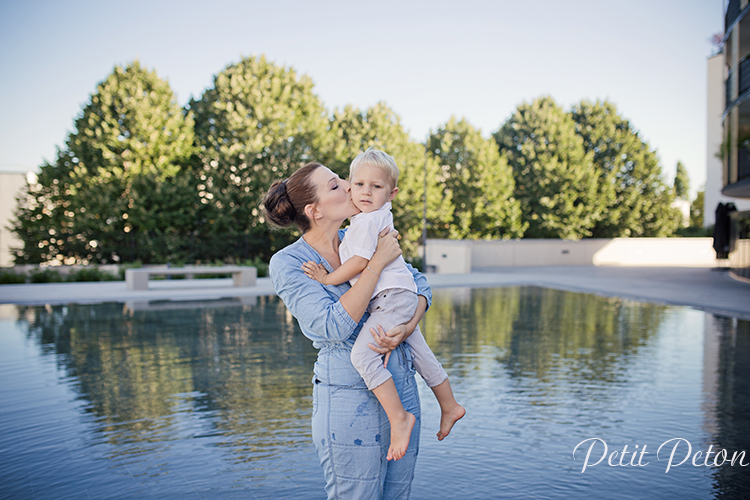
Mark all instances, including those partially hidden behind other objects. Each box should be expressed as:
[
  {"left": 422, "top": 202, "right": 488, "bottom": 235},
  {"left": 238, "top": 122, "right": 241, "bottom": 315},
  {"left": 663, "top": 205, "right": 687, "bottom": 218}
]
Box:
[{"left": 303, "top": 221, "right": 343, "bottom": 265}]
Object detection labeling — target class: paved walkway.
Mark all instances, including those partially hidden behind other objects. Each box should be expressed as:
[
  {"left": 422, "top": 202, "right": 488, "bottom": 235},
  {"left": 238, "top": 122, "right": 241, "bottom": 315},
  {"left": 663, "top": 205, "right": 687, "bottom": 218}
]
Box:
[
  {"left": 1, "top": 266, "right": 749, "bottom": 320},
  {"left": 440, "top": 266, "right": 750, "bottom": 321}
]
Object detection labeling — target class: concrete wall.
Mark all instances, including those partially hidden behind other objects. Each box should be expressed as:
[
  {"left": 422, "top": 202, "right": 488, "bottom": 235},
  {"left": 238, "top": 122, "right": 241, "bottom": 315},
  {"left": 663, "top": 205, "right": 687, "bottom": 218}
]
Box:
[
  {"left": 425, "top": 238, "right": 717, "bottom": 273},
  {"left": 730, "top": 239, "right": 750, "bottom": 281},
  {"left": 425, "top": 239, "right": 472, "bottom": 274},
  {"left": 471, "top": 239, "right": 610, "bottom": 267},
  {"left": 590, "top": 238, "right": 715, "bottom": 266},
  {"left": 0, "top": 172, "right": 28, "bottom": 267}
]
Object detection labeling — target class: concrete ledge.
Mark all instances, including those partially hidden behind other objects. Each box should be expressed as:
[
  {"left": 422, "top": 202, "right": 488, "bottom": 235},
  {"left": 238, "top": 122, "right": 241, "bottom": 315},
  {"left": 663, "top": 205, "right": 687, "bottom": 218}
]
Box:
[
  {"left": 0, "top": 277, "right": 275, "bottom": 306},
  {"left": 426, "top": 238, "right": 716, "bottom": 272},
  {"left": 125, "top": 266, "right": 256, "bottom": 290},
  {"left": 1, "top": 267, "right": 749, "bottom": 321}
]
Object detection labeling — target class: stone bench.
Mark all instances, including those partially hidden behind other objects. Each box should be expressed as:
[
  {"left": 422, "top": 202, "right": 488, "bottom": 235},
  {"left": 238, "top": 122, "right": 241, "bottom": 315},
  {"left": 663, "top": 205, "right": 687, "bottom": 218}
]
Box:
[{"left": 125, "top": 266, "right": 257, "bottom": 291}]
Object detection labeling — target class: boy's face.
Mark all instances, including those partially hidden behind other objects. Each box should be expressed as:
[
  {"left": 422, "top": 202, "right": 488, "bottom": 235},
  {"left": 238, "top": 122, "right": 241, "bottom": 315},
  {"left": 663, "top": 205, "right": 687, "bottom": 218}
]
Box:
[{"left": 350, "top": 163, "right": 398, "bottom": 213}]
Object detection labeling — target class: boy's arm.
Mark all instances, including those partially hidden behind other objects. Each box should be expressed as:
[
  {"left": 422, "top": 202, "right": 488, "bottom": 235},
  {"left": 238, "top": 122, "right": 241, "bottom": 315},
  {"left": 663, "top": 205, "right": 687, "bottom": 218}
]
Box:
[{"left": 302, "top": 256, "right": 370, "bottom": 286}]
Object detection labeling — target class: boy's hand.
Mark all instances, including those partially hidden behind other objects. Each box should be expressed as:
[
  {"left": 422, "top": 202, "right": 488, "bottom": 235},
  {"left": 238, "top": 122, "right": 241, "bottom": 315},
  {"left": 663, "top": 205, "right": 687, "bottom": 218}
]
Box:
[{"left": 302, "top": 261, "right": 329, "bottom": 284}]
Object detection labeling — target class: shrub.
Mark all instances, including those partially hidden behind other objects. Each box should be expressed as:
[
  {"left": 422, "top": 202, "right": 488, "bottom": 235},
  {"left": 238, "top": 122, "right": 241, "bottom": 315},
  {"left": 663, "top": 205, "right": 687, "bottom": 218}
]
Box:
[
  {"left": 29, "top": 268, "right": 64, "bottom": 283},
  {"left": 406, "top": 256, "right": 424, "bottom": 273},
  {"left": 674, "top": 226, "right": 712, "bottom": 237},
  {"left": 118, "top": 262, "right": 142, "bottom": 281},
  {"left": 0, "top": 270, "right": 27, "bottom": 284},
  {"left": 241, "top": 256, "right": 269, "bottom": 278},
  {"left": 67, "top": 267, "right": 118, "bottom": 282}
]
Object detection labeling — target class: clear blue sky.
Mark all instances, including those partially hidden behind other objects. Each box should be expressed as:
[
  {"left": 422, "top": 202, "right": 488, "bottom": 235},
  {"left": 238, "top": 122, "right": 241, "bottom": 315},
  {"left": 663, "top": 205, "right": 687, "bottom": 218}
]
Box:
[{"left": 0, "top": 0, "right": 722, "bottom": 198}]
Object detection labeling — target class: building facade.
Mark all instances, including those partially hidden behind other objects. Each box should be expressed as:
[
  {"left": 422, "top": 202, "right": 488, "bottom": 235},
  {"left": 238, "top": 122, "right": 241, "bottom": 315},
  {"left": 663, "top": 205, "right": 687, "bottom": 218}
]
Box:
[
  {"left": 721, "top": 0, "right": 750, "bottom": 280},
  {"left": 707, "top": 54, "right": 750, "bottom": 226},
  {"left": 0, "top": 172, "right": 29, "bottom": 267}
]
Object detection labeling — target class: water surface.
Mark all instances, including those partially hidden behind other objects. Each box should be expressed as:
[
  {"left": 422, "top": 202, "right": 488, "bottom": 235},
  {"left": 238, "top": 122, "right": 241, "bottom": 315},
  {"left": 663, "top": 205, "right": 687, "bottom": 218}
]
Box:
[{"left": 0, "top": 287, "right": 748, "bottom": 499}]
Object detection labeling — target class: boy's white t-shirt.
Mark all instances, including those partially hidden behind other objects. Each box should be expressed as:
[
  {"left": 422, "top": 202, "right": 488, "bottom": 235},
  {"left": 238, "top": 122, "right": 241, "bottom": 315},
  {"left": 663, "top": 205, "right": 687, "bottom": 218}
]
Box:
[{"left": 339, "top": 202, "right": 417, "bottom": 297}]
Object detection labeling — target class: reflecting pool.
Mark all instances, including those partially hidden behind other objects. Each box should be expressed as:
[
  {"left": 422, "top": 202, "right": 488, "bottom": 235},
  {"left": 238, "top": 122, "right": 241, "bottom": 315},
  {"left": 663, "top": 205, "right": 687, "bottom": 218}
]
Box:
[{"left": 0, "top": 287, "right": 748, "bottom": 499}]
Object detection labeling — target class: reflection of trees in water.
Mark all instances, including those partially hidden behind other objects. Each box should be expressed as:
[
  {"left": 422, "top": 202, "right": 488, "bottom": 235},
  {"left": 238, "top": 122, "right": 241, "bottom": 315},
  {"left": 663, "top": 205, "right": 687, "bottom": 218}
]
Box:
[
  {"left": 14, "top": 288, "right": 674, "bottom": 464},
  {"left": 711, "top": 317, "right": 750, "bottom": 499},
  {"left": 16, "top": 298, "right": 318, "bottom": 461},
  {"left": 423, "top": 286, "right": 667, "bottom": 385}
]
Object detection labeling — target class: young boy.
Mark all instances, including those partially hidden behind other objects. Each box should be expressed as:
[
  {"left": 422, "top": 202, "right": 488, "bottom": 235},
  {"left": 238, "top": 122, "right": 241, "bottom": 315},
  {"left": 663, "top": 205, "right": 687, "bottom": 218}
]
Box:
[{"left": 302, "top": 148, "right": 465, "bottom": 461}]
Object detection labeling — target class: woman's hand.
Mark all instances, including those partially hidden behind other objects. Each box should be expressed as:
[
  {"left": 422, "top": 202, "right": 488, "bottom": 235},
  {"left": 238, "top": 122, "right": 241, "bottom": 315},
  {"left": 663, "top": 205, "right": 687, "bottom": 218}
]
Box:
[
  {"left": 367, "top": 324, "right": 410, "bottom": 368},
  {"left": 368, "top": 228, "right": 401, "bottom": 275}
]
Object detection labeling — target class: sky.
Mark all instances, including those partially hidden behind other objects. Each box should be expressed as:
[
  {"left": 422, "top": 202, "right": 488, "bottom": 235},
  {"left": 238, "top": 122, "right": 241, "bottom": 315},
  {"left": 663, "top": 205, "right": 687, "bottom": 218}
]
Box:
[{"left": 0, "top": 0, "right": 723, "bottom": 199}]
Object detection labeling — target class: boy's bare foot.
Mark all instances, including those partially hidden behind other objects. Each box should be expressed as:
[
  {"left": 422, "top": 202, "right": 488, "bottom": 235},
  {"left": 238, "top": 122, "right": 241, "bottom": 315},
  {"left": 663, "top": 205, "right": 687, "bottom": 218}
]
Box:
[
  {"left": 387, "top": 411, "right": 416, "bottom": 461},
  {"left": 437, "top": 404, "right": 465, "bottom": 441}
]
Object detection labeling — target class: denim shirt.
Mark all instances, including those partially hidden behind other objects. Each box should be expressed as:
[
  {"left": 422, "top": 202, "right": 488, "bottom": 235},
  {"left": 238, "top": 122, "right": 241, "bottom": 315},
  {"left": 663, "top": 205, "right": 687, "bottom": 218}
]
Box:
[{"left": 269, "top": 229, "right": 432, "bottom": 387}]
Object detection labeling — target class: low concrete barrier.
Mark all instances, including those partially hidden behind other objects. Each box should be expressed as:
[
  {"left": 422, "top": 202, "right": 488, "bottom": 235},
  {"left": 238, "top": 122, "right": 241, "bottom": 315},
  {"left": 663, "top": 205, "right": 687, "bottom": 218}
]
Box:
[
  {"left": 125, "top": 266, "right": 257, "bottom": 290},
  {"left": 425, "top": 238, "right": 716, "bottom": 273}
]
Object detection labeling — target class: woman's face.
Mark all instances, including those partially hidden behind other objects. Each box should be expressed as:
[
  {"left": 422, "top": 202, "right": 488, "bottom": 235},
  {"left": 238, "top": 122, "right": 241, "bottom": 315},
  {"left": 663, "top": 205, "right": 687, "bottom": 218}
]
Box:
[{"left": 309, "top": 166, "right": 359, "bottom": 223}]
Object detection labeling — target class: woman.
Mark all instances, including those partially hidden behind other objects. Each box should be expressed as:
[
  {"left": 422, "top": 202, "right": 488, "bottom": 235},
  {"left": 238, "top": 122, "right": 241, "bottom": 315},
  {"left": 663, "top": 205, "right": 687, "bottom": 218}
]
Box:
[{"left": 263, "top": 162, "right": 431, "bottom": 499}]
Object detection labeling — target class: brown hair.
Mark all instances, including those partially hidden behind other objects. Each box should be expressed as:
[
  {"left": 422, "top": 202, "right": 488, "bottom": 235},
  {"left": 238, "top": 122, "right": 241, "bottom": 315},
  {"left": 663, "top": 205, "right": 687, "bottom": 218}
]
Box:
[{"left": 262, "top": 162, "right": 322, "bottom": 233}]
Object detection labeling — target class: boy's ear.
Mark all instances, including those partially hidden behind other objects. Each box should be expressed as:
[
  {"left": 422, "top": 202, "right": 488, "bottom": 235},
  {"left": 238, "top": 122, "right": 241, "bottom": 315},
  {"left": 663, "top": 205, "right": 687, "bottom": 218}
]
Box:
[
  {"left": 304, "top": 203, "right": 322, "bottom": 221},
  {"left": 388, "top": 187, "right": 398, "bottom": 202}
]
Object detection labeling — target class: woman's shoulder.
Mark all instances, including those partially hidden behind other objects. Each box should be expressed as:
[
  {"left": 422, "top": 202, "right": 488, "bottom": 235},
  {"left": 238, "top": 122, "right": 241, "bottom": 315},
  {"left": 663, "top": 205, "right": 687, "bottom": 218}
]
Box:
[{"left": 270, "top": 237, "right": 308, "bottom": 270}]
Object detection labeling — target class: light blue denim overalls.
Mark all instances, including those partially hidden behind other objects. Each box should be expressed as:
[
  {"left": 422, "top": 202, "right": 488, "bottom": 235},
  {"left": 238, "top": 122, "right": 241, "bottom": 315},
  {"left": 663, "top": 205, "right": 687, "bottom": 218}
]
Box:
[{"left": 269, "top": 230, "right": 432, "bottom": 499}]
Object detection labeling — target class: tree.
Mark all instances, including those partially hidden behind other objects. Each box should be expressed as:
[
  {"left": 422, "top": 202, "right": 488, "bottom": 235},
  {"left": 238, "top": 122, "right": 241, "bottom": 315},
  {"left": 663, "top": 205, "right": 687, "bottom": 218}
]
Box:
[
  {"left": 322, "top": 102, "right": 453, "bottom": 258},
  {"left": 570, "top": 100, "right": 682, "bottom": 237},
  {"left": 673, "top": 161, "right": 690, "bottom": 200},
  {"left": 690, "top": 189, "right": 705, "bottom": 227},
  {"left": 12, "top": 61, "right": 197, "bottom": 264},
  {"left": 190, "top": 55, "right": 329, "bottom": 262},
  {"left": 493, "top": 96, "right": 600, "bottom": 239},
  {"left": 426, "top": 117, "right": 526, "bottom": 240}
]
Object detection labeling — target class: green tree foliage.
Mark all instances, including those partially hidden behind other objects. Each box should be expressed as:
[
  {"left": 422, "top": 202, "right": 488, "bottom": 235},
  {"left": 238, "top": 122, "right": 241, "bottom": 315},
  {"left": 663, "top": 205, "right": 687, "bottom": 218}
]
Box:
[
  {"left": 14, "top": 56, "right": 692, "bottom": 266},
  {"left": 570, "top": 100, "right": 681, "bottom": 237},
  {"left": 673, "top": 161, "right": 690, "bottom": 200},
  {"left": 12, "top": 61, "right": 196, "bottom": 264},
  {"left": 427, "top": 117, "right": 526, "bottom": 240},
  {"left": 690, "top": 189, "right": 705, "bottom": 227},
  {"left": 493, "top": 97, "right": 600, "bottom": 239},
  {"left": 321, "top": 102, "right": 453, "bottom": 257},
  {"left": 190, "top": 55, "right": 329, "bottom": 262}
]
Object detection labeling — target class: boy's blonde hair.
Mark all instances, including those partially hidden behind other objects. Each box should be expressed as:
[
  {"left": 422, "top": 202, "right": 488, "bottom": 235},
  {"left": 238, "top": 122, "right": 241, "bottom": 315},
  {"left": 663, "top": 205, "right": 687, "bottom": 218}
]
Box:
[{"left": 349, "top": 147, "right": 399, "bottom": 189}]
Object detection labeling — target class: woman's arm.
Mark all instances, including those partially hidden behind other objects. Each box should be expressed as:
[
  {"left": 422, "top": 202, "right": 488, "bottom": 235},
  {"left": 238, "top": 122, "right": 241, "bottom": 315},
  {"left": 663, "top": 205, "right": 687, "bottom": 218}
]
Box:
[
  {"left": 367, "top": 262, "right": 432, "bottom": 357},
  {"left": 337, "top": 230, "right": 400, "bottom": 322},
  {"left": 271, "top": 253, "right": 358, "bottom": 343},
  {"left": 405, "top": 261, "right": 432, "bottom": 311},
  {"left": 269, "top": 229, "right": 401, "bottom": 343}
]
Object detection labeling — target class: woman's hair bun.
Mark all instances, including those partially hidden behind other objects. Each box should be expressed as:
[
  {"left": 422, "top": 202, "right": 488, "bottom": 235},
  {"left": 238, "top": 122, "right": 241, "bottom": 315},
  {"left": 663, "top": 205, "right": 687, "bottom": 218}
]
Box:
[
  {"left": 262, "top": 162, "right": 322, "bottom": 232},
  {"left": 263, "top": 179, "right": 296, "bottom": 229}
]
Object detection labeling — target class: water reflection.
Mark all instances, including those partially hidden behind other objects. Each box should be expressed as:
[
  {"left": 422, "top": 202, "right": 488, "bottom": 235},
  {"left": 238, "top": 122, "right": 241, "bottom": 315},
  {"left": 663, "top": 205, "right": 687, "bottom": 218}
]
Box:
[
  {"left": 708, "top": 316, "right": 750, "bottom": 498},
  {"left": 424, "top": 286, "right": 666, "bottom": 383},
  {"left": 17, "top": 298, "right": 318, "bottom": 476},
  {"left": 2, "top": 287, "right": 749, "bottom": 499}
]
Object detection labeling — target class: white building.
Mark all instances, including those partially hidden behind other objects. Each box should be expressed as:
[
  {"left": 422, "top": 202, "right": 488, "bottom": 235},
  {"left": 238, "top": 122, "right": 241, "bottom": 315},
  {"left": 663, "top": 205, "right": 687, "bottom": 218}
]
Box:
[
  {"left": 705, "top": 53, "right": 750, "bottom": 226},
  {"left": 0, "top": 172, "right": 29, "bottom": 267},
  {"left": 716, "top": 0, "right": 750, "bottom": 280}
]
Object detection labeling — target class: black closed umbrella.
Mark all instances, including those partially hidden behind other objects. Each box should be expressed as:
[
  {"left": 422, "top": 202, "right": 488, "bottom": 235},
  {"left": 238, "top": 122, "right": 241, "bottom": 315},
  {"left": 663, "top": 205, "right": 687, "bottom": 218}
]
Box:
[{"left": 713, "top": 202, "right": 737, "bottom": 259}]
